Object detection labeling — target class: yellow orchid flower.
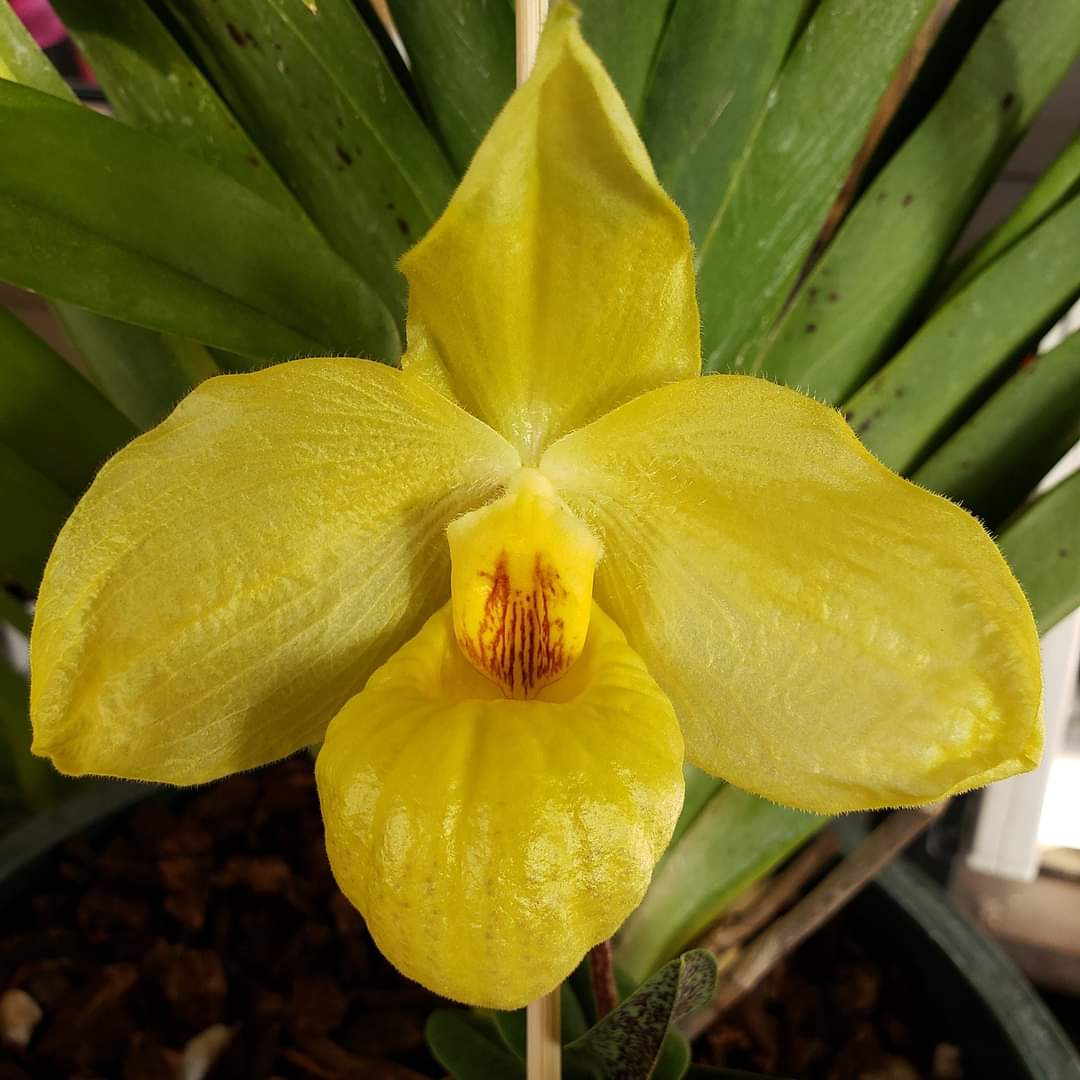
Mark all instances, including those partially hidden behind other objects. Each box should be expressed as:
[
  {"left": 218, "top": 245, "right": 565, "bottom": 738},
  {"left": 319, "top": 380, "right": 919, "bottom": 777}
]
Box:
[{"left": 29, "top": 6, "right": 1041, "bottom": 1011}]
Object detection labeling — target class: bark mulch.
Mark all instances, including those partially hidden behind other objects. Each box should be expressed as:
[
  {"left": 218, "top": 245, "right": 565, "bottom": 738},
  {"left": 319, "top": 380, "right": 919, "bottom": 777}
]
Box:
[{"left": 0, "top": 758, "right": 968, "bottom": 1079}]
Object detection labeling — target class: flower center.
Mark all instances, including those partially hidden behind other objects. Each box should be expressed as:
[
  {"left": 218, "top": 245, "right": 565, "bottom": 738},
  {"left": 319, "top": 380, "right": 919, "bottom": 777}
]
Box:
[{"left": 447, "top": 469, "right": 600, "bottom": 699}]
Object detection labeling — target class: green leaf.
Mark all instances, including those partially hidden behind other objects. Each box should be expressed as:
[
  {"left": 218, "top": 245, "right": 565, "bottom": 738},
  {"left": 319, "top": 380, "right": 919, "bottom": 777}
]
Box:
[
  {"left": 0, "top": 0, "right": 69, "bottom": 94},
  {"left": 1, "top": 0, "right": 226, "bottom": 417},
  {"left": 912, "top": 330, "right": 1080, "bottom": 525},
  {"left": 494, "top": 982, "right": 589, "bottom": 1061},
  {"left": 697, "top": 0, "right": 937, "bottom": 373},
  {"left": 941, "top": 130, "right": 1080, "bottom": 303},
  {"left": 564, "top": 950, "right": 717, "bottom": 1080},
  {"left": 652, "top": 1029, "right": 692, "bottom": 1080},
  {"left": 0, "top": 80, "right": 400, "bottom": 364},
  {"left": 844, "top": 190, "right": 1080, "bottom": 473},
  {"left": 0, "top": 442, "right": 72, "bottom": 592},
  {"left": 667, "top": 766, "right": 724, "bottom": 853},
  {"left": 643, "top": 0, "right": 810, "bottom": 248},
  {"left": 50, "top": 0, "right": 306, "bottom": 217},
  {"left": 0, "top": 658, "right": 57, "bottom": 812},
  {"left": 998, "top": 470, "right": 1080, "bottom": 635},
  {"left": 577, "top": 0, "right": 672, "bottom": 122},
  {"left": 55, "top": 307, "right": 221, "bottom": 430},
  {"left": 617, "top": 787, "right": 826, "bottom": 984},
  {"left": 386, "top": 0, "right": 514, "bottom": 174},
  {"left": 165, "top": 0, "right": 457, "bottom": 321},
  {"left": 425, "top": 1009, "right": 524, "bottom": 1080},
  {"left": 757, "top": 0, "right": 1080, "bottom": 401},
  {"left": 0, "top": 307, "right": 135, "bottom": 494}
]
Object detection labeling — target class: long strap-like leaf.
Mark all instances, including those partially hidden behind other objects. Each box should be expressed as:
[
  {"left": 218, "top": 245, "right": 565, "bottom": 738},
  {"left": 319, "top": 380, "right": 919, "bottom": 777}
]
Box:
[
  {"left": 165, "top": 0, "right": 456, "bottom": 323},
  {"left": 758, "top": 0, "right": 1080, "bottom": 401},
  {"left": 0, "top": 81, "right": 400, "bottom": 364},
  {"left": 694, "top": 0, "right": 937, "bottom": 373}
]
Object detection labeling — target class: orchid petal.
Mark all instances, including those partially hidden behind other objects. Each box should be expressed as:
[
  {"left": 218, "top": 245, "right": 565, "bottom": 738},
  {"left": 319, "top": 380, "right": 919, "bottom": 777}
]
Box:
[
  {"left": 31, "top": 358, "right": 518, "bottom": 783},
  {"left": 541, "top": 375, "right": 1043, "bottom": 813}
]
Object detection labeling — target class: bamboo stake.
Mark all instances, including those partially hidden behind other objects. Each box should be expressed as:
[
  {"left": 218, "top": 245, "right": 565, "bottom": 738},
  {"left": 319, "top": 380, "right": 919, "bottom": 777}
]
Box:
[
  {"left": 516, "top": 0, "right": 549, "bottom": 86},
  {"left": 518, "top": 2, "right": 555, "bottom": 1075},
  {"left": 527, "top": 986, "right": 561, "bottom": 1080}
]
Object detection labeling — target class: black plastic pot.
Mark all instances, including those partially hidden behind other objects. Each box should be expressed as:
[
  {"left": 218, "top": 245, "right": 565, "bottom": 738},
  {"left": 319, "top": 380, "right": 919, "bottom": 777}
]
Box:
[{"left": 1, "top": 784, "right": 1077, "bottom": 1079}]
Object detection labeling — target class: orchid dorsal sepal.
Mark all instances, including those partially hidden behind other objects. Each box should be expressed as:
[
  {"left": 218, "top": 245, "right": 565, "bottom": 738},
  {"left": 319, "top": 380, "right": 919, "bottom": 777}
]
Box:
[{"left": 448, "top": 468, "right": 601, "bottom": 699}]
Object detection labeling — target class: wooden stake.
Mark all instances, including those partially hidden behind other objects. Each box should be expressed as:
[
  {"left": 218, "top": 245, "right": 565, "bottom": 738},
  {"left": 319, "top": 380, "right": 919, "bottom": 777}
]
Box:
[
  {"left": 516, "top": 0, "right": 549, "bottom": 86},
  {"left": 526, "top": 987, "right": 561, "bottom": 1080},
  {"left": 520, "top": 2, "right": 555, "bottom": 1075}
]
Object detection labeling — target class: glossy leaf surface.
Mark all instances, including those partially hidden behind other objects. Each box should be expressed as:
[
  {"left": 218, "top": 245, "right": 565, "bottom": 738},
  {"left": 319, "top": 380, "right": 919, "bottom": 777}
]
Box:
[
  {"left": 643, "top": 0, "right": 809, "bottom": 247},
  {"left": 913, "top": 332, "right": 1080, "bottom": 524},
  {"left": 618, "top": 785, "right": 825, "bottom": 982},
  {"left": 576, "top": 0, "right": 671, "bottom": 121},
  {"left": 0, "top": 307, "right": 134, "bottom": 495},
  {"left": 51, "top": 0, "right": 304, "bottom": 216},
  {"left": 386, "top": 0, "right": 514, "bottom": 173},
  {"left": 563, "top": 950, "right": 717, "bottom": 1079},
  {"left": 54, "top": 308, "right": 222, "bottom": 431},
  {"left": 167, "top": 0, "right": 456, "bottom": 320},
  {"left": 697, "top": 0, "right": 936, "bottom": 372},
  {"left": 760, "top": 0, "right": 1080, "bottom": 402},
  {"left": 0, "top": 445, "right": 72, "bottom": 592},
  {"left": 941, "top": 129, "right": 1080, "bottom": 302},
  {"left": 0, "top": 81, "right": 400, "bottom": 363},
  {"left": 425, "top": 1011, "right": 523, "bottom": 1080},
  {"left": 999, "top": 470, "right": 1080, "bottom": 635},
  {"left": 845, "top": 191, "right": 1080, "bottom": 473}
]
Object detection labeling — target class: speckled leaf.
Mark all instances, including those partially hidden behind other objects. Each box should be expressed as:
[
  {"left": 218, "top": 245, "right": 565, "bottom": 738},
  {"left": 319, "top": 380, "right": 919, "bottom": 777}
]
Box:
[
  {"left": 618, "top": 787, "right": 826, "bottom": 984},
  {"left": 50, "top": 0, "right": 304, "bottom": 217},
  {"left": 0, "top": 307, "right": 134, "bottom": 494},
  {"left": 165, "top": 0, "right": 456, "bottom": 322},
  {"left": 0, "top": 80, "right": 400, "bottom": 363},
  {"left": 913, "top": 331, "right": 1080, "bottom": 525},
  {"left": 386, "top": 0, "right": 514, "bottom": 173},
  {"left": 564, "top": 950, "right": 717, "bottom": 1080},
  {"left": 758, "top": 0, "right": 1080, "bottom": 401},
  {"left": 940, "top": 130, "right": 1080, "bottom": 303},
  {"left": 643, "top": 0, "right": 810, "bottom": 248},
  {"left": 999, "top": 470, "right": 1080, "bottom": 635},
  {"left": 697, "top": 0, "right": 936, "bottom": 373},
  {"left": 844, "top": 190, "right": 1080, "bottom": 474},
  {"left": 425, "top": 1010, "right": 524, "bottom": 1080},
  {"left": 576, "top": 0, "right": 672, "bottom": 121}
]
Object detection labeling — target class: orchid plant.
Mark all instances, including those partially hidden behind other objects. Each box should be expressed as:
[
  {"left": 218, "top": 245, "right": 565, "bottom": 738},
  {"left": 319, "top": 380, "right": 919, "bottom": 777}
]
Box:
[
  {"left": 2, "top": 0, "right": 1080, "bottom": 1076},
  {"left": 27, "top": 1, "right": 1042, "bottom": 1014}
]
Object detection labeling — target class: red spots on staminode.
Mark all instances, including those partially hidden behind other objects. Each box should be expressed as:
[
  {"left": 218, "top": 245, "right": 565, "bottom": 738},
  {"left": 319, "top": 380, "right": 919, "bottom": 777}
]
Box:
[{"left": 457, "top": 552, "right": 570, "bottom": 698}]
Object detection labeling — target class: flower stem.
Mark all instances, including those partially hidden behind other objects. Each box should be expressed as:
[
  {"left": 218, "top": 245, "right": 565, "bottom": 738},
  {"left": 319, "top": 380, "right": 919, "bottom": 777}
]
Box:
[
  {"left": 588, "top": 939, "right": 618, "bottom": 1019},
  {"left": 516, "top": 0, "right": 549, "bottom": 86},
  {"left": 526, "top": 987, "right": 561, "bottom": 1080}
]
